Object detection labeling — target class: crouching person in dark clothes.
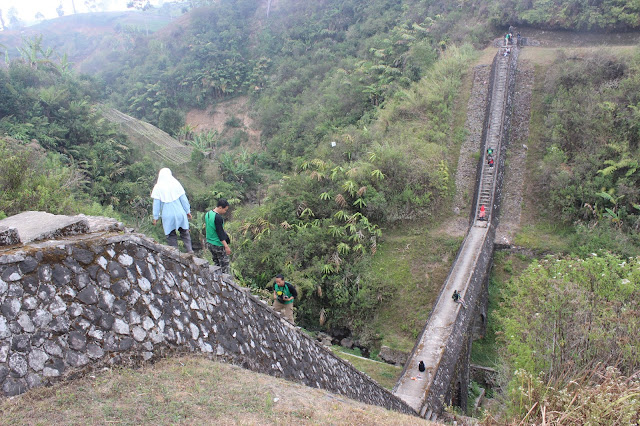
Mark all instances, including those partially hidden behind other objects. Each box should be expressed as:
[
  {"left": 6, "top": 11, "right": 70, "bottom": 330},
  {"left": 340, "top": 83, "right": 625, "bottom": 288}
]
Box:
[
  {"left": 272, "top": 274, "right": 297, "bottom": 324},
  {"left": 205, "top": 199, "right": 231, "bottom": 274}
]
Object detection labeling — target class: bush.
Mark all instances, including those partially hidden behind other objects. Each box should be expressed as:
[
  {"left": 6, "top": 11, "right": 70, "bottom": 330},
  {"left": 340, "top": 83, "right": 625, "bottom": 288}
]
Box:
[{"left": 158, "top": 108, "right": 185, "bottom": 136}]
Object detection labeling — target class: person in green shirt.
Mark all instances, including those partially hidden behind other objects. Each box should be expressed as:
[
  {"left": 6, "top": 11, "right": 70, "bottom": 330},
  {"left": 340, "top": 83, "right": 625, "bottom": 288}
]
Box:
[
  {"left": 205, "top": 199, "right": 231, "bottom": 274},
  {"left": 272, "top": 274, "right": 297, "bottom": 324}
]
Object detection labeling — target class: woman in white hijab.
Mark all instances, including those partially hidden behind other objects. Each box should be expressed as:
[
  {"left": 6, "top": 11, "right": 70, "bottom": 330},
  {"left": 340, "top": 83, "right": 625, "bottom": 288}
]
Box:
[{"left": 151, "top": 168, "right": 193, "bottom": 253}]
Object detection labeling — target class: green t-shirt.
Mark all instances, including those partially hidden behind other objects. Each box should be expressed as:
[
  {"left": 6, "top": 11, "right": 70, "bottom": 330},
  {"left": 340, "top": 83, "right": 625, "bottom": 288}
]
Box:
[
  {"left": 274, "top": 281, "right": 294, "bottom": 304},
  {"left": 205, "top": 211, "right": 223, "bottom": 246}
]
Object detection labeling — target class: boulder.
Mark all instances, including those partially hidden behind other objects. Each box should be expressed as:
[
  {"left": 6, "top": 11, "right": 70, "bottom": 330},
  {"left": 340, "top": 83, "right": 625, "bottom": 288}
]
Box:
[{"left": 378, "top": 345, "right": 408, "bottom": 366}]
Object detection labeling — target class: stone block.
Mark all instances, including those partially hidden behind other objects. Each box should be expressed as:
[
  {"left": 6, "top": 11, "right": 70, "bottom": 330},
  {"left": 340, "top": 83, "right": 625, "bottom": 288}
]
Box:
[
  {"left": 28, "top": 349, "right": 48, "bottom": 371},
  {"left": 11, "top": 334, "right": 30, "bottom": 352},
  {"left": 68, "top": 331, "right": 87, "bottom": 351},
  {"left": 9, "top": 353, "right": 28, "bottom": 377},
  {"left": 3, "top": 378, "right": 26, "bottom": 396},
  {"left": 26, "top": 373, "right": 42, "bottom": 388},
  {"left": 87, "top": 343, "right": 104, "bottom": 359},
  {"left": 66, "top": 351, "right": 89, "bottom": 368},
  {"left": 0, "top": 225, "right": 20, "bottom": 246},
  {"left": 1, "top": 298, "right": 21, "bottom": 319},
  {"left": 18, "top": 256, "right": 38, "bottom": 274},
  {"left": 76, "top": 286, "right": 98, "bottom": 305}
]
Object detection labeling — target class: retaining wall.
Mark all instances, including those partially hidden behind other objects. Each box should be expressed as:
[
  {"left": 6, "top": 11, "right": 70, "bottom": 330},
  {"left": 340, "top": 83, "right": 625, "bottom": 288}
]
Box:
[{"left": 0, "top": 230, "right": 415, "bottom": 414}]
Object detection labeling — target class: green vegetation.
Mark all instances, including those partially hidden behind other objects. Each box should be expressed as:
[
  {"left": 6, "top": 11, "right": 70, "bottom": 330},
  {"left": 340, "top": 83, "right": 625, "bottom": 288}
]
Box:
[
  {"left": 4, "top": 1, "right": 640, "bottom": 422},
  {"left": 489, "top": 252, "right": 640, "bottom": 423},
  {"left": 0, "top": 39, "right": 154, "bottom": 220},
  {"left": 535, "top": 50, "right": 640, "bottom": 245},
  {"left": 488, "top": 0, "right": 640, "bottom": 31}
]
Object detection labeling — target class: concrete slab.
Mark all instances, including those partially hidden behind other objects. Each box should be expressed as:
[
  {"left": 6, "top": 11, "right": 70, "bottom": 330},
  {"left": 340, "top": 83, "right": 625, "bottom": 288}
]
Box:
[{"left": 0, "top": 211, "right": 89, "bottom": 246}]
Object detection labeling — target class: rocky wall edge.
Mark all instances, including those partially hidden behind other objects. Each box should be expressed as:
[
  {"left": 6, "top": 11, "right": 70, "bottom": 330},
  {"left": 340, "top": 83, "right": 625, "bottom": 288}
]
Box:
[{"left": 0, "top": 232, "right": 415, "bottom": 415}]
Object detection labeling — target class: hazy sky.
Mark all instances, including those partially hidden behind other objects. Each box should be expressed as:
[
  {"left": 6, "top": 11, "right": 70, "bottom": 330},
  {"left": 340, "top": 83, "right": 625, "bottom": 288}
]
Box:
[{"left": 1, "top": 0, "right": 173, "bottom": 22}]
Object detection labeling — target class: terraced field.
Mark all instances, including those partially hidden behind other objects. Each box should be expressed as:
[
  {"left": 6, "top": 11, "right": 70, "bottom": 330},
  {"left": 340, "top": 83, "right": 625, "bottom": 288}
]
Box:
[{"left": 101, "top": 107, "right": 193, "bottom": 164}]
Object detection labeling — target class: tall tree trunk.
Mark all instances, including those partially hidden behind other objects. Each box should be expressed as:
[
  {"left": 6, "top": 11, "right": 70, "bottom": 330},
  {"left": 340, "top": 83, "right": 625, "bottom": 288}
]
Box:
[
  {"left": 266, "top": 0, "right": 272, "bottom": 18},
  {"left": 71, "top": 0, "right": 77, "bottom": 14}
]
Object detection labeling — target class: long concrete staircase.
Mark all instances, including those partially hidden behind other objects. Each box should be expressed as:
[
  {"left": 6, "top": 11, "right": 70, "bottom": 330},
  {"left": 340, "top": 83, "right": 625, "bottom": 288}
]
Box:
[
  {"left": 475, "top": 54, "right": 509, "bottom": 225},
  {"left": 393, "top": 46, "right": 516, "bottom": 421}
]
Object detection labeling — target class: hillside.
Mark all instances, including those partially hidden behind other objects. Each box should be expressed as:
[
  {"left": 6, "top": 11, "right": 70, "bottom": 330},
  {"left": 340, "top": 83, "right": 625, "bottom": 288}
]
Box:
[
  {"left": 2, "top": 0, "right": 640, "bottom": 422},
  {"left": 100, "top": 107, "right": 193, "bottom": 164},
  {"left": 0, "top": 11, "right": 176, "bottom": 71}
]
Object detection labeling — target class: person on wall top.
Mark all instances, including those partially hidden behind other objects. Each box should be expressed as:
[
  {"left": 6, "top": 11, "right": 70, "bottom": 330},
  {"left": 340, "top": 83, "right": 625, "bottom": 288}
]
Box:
[
  {"left": 204, "top": 198, "right": 231, "bottom": 274},
  {"left": 151, "top": 168, "right": 193, "bottom": 253}
]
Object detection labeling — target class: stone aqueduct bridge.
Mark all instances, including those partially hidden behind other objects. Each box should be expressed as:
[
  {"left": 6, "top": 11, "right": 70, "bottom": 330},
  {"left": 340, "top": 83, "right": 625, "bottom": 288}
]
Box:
[
  {"left": 0, "top": 48, "right": 517, "bottom": 419},
  {"left": 394, "top": 47, "right": 518, "bottom": 420}
]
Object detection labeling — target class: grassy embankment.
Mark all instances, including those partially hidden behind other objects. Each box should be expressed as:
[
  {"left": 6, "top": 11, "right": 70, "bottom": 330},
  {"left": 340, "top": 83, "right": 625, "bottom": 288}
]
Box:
[{"left": 0, "top": 356, "right": 433, "bottom": 425}]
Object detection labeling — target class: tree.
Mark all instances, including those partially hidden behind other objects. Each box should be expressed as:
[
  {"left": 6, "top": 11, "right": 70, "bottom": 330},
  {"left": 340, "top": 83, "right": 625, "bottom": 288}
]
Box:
[
  {"left": 127, "top": 0, "right": 152, "bottom": 11},
  {"left": 16, "top": 35, "right": 53, "bottom": 70},
  {"left": 56, "top": 3, "right": 65, "bottom": 17},
  {"left": 35, "top": 12, "right": 45, "bottom": 21},
  {"left": 7, "top": 7, "right": 20, "bottom": 29},
  {"left": 127, "top": 0, "right": 152, "bottom": 35},
  {"left": 0, "top": 9, "right": 6, "bottom": 31}
]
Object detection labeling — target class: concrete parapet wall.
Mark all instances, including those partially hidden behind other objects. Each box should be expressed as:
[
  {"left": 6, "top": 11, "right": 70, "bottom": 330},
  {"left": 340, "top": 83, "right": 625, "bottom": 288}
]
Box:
[{"left": 0, "top": 230, "right": 414, "bottom": 414}]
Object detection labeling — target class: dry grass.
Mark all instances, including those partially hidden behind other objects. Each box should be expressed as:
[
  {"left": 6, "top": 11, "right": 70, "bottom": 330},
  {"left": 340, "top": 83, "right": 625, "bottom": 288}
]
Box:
[{"left": 0, "top": 356, "right": 437, "bottom": 426}]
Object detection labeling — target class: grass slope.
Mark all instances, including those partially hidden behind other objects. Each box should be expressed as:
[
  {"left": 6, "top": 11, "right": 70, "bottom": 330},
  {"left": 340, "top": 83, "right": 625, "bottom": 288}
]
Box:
[{"left": 0, "top": 356, "right": 434, "bottom": 425}]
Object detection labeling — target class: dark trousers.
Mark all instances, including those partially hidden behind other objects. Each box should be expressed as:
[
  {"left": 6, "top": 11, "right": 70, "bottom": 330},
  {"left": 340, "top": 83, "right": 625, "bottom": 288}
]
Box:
[{"left": 167, "top": 228, "right": 193, "bottom": 253}]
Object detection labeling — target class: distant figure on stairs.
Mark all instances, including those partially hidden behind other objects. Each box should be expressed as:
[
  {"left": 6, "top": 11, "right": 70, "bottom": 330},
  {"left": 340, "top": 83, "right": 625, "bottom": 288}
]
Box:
[
  {"left": 478, "top": 204, "right": 486, "bottom": 221},
  {"left": 418, "top": 360, "right": 426, "bottom": 372},
  {"left": 452, "top": 290, "right": 467, "bottom": 308},
  {"left": 488, "top": 156, "right": 495, "bottom": 168},
  {"left": 151, "top": 168, "right": 193, "bottom": 253}
]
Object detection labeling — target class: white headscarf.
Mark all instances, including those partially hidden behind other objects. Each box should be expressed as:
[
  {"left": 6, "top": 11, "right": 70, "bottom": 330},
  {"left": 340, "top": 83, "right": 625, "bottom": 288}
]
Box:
[{"left": 151, "top": 168, "right": 185, "bottom": 203}]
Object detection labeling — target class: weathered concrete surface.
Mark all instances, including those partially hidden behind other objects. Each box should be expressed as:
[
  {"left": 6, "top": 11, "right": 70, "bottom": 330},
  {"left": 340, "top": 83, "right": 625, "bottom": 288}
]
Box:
[
  {"left": 0, "top": 212, "right": 90, "bottom": 246},
  {"left": 393, "top": 226, "right": 488, "bottom": 413},
  {"left": 0, "top": 212, "right": 123, "bottom": 247},
  {"left": 394, "top": 46, "right": 518, "bottom": 419}
]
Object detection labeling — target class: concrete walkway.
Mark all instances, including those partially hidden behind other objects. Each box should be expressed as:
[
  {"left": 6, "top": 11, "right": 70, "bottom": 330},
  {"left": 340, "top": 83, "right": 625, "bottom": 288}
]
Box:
[{"left": 393, "top": 226, "right": 488, "bottom": 413}]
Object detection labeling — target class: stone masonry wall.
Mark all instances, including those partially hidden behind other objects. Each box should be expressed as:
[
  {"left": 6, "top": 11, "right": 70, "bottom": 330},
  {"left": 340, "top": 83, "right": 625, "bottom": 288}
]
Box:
[{"left": 0, "top": 231, "right": 415, "bottom": 415}]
